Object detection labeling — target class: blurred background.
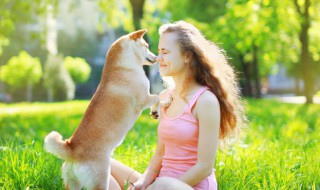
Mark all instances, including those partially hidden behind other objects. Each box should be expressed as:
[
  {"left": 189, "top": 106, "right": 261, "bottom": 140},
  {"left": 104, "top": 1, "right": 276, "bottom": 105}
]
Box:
[{"left": 0, "top": 0, "right": 319, "bottom": 104}]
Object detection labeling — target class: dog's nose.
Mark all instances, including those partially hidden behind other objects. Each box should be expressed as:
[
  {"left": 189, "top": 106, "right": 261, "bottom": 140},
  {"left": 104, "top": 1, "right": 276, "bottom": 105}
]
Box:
[{"left": 156, "top": 55, "right": 162, "bottom": 63}]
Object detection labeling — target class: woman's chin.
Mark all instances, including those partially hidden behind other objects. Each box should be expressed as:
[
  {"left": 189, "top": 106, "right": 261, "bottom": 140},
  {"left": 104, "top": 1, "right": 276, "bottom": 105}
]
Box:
[
  {"left": 159, "top": 69, "right": 169, "bottom": 76},
  {"left": 160, "top": 72, "right": 171, "bottom": 77}
]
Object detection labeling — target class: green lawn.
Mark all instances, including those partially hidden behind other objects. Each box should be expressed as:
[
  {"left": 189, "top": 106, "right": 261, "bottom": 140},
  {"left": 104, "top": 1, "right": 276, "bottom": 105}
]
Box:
[{"left": 0, "top": 99, "right": 319, "bottom": 189}]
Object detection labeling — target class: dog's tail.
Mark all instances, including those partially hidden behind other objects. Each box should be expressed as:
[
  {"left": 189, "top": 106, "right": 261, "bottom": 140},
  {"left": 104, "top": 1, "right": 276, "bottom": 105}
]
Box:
[{"left": 44, "top": 131, "right": 72, "bottom": 160}]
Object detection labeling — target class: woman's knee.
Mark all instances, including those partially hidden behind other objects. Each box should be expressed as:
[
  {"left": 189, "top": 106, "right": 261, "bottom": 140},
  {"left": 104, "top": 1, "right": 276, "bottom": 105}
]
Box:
[
  {"left": 150, "top": 177, "right": 192, "bottom": 190},
  {"left": 150, "top": 177, "right": 171, "bottom": 190}
]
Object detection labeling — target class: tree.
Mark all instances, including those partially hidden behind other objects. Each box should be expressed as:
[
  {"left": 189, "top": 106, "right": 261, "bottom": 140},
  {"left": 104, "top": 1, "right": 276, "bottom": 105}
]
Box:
[
  {"left": 159, "top": 0, "right": 281, "bottom": 97},
  {"left": 64, "top": 56, "right": 91, "bottom": 84},
  {"left": 0, "top": 0, "right": 12, "bottom": 56},
  {"left": 0, "top": 51, "right": 42, "bottom": 101},
  {"left": 292, "top": 0, "right": 319, "bottom": 104},
  {"left": 129, "top": 0, "right": 146, "bottom": 30},
  {"left": 0, "top": 0, "right": 53, "bottom": 57},
  {"left": 98, "top": 0, "right": 152, "bottom": 78},
  {"left": 272, "top": 0, "right": 320, "bottom": 103},
  {"left": 162, "top": 0, "right": 227, "bottom": 23},
  {"left": 212, "top": 0, "right": 282, "bottom": 98},
  {"left": 43, "top": 54, "right": 75, "bottom": 102}
]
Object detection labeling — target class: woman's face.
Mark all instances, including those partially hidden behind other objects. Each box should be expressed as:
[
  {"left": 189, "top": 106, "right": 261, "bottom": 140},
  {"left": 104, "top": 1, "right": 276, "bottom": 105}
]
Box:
[{"left": 157, "top": 32, "right": 187, "bottom": 77}]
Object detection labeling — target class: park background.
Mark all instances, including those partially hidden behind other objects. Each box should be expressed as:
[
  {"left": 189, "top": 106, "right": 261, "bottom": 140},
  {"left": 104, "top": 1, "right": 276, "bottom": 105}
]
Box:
[{"left": 0, "top": 0, "right": 319, "bottom": 189}]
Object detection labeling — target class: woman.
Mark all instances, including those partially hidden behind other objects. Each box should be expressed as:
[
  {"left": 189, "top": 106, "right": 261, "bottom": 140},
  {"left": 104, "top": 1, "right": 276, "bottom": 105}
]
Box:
[{"left": 109, "top": 21, "right": 245, "bottom": 190}]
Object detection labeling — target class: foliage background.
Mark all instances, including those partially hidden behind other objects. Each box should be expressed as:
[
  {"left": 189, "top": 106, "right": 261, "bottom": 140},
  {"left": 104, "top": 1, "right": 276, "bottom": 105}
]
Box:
[{"left": 0, "top": 0, "right": 319, "bottom": 102}]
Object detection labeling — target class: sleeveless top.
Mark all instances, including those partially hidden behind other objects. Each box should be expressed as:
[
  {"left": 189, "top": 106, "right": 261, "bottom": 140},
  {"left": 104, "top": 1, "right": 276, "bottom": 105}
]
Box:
[{"left": 157, "top": 86, "right": 217, "bottom": 190}]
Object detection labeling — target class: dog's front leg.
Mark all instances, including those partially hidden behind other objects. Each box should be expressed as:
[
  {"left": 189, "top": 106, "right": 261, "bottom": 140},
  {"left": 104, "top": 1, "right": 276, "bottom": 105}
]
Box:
[
  {"left": 145, "top": 94, "right": 159, "bottom": 108},
  {"left": 62, "top": 163, "right": 82, "bottom": 190},
  {"left": 149, "top": 94, "right": 173, "bottom": 119},
  {"left": 143, "top": 95, "right": 159, "bottom": 119}
]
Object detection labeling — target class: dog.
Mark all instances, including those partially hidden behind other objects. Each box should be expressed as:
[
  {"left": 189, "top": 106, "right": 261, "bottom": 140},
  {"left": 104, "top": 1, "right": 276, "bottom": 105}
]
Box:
[{"left": 44, "top": 29, "right": 165, "bottom": 190}]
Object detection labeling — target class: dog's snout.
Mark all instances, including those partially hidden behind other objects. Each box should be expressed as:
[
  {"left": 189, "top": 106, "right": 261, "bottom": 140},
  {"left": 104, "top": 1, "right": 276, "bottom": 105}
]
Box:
[
  {"left": 146, "top": 52, "right": 157, "bottom": 64},
  {"left": 147, "top": 56, "right": 157, "bottom": 63}
]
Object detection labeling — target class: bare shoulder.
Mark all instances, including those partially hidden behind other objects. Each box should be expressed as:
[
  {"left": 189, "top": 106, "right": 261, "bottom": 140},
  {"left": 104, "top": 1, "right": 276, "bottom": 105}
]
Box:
[
  {"left": 195, "top": 90, "right": 220, "bottom": 114},
  {"left": 198, "top": 90, "right": 219, "bottom": 107}
]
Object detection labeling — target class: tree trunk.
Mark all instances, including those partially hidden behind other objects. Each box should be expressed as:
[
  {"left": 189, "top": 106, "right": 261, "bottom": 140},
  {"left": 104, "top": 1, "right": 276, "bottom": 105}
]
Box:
[
  {"left": 294, "top": 0, "right": 313, "bottom": 104},
  {"left": 239, "top": 54, "right": 253, "bottom": 97},
  {"left": 300, "top": 0, "right": 313, "bottom": 104},
  {"left": 294, "top": 77, "right": 301, "bottom": 95},
  {"left": 47, "top": 87, "right": 54, "bottom": 102},
  {"left": 129, "top": 0, "right": 151, "bottom": 83},
  {"left": 46, "top": 4, "right": 57, "bottom": 55},
  {"left": 46, "top": 4, "right": 58, "bottom": 102},
  {"left": 129, "top": 0, "right": 145, "bottom": 30},
  {"left": 26, "top": 82, "right": 33, "bottom": 102},
  {"left": 252, "top": 45, "right": 261, "bottom": 98}
]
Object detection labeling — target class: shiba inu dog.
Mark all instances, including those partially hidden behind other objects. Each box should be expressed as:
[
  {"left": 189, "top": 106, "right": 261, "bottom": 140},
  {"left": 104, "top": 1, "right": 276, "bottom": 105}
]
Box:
[{"left": 44, "top": 29, "right": 164, "bottom": 190}]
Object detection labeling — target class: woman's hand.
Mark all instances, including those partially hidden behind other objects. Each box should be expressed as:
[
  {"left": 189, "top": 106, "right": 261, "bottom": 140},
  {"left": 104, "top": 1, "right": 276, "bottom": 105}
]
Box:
[
  {"left": 129, "top": 179, "right": 152, "bottom": 190},
  {"left": 133, "top": 180, "right": 143, "bottom": 190}
]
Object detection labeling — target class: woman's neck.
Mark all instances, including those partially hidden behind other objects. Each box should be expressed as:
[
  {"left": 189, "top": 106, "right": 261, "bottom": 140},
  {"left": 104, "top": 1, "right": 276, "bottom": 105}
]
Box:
[{"left": 172, "top": 76, "right": 201, "bottom": 97}]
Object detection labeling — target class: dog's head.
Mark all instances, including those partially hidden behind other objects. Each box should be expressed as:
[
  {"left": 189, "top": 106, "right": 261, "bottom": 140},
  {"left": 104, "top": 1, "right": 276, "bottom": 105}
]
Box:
[{"left": 126, "top": 29, "right": 157, "bottom": 65}]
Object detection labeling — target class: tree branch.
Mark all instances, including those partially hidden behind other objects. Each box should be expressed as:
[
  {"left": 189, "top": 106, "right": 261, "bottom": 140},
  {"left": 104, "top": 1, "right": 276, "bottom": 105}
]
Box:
[
  {"left": 293, "top": 0, "right": 302, "bottom": 15},
  {"left": 304, "top": 0, "right": 310, "bottom": 17}
]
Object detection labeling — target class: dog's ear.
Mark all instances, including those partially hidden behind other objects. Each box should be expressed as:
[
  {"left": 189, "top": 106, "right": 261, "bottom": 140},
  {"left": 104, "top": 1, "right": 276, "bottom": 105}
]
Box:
[{"left": 129, "top": 29, "right": 147, "bottom": 41}]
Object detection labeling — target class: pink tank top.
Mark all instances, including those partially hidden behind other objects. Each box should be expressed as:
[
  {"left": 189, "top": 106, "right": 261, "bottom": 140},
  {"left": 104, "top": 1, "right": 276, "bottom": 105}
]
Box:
[{"left": 157, "top": 86, "right": 217, "bottom": 190}]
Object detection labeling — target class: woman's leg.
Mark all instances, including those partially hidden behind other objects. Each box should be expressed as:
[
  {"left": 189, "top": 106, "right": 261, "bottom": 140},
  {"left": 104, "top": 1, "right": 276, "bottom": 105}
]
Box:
[
  {"left": 109, "top": 175, "right": 122, "bottom": 190},
  {"left": 110, "top": 158, "right": 142, "bottom": 189},
  {"left": 147, "top": 177, "right": 193, "bottom": 190}
]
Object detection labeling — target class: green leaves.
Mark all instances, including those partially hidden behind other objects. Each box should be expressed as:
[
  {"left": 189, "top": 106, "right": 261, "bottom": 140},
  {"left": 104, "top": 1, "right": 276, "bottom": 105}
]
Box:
[
  {"left": 64, "top": 56, "right": 91, "bottom": 84},
  {"left": 0, "top": 51, "right": 42, "bottom": 88},
  {"left": 0, "top": 0, "right": 57, "bottom": 56},
  {"left": 43, "top": 54, "right": 75, "bottom": 101},
  {"left": 98, "top": 0, "right": 134, "bottom": 31}
]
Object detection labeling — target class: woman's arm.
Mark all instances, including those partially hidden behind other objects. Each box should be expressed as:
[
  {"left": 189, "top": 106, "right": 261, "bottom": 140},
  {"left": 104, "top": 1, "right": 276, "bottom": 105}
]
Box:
[
  {"left": 133, "top": 89, "right": 170, "bottom": 189},
  {"left": 133, "top": 137, "right": 164, "bottom": 189},
  {"left": 179, "top": 91, "right": 220, "bottom": 186}
]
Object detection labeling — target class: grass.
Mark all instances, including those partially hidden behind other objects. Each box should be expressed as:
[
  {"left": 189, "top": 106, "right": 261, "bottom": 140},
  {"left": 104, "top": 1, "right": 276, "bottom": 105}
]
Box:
[{"left": 0, "top": 99, "right": 319, "bottom": 189}]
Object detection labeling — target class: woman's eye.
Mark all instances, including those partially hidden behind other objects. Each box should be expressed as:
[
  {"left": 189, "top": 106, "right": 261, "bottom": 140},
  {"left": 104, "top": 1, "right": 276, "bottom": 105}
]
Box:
[{"left": 157, "top": 49, "right": 168, "bottom": 55}]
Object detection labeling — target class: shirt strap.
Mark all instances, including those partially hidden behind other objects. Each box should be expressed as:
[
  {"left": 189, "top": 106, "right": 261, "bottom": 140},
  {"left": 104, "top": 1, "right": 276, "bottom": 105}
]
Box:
[{"left": 188, "top": 86, "right": 210, "bottom": 112}]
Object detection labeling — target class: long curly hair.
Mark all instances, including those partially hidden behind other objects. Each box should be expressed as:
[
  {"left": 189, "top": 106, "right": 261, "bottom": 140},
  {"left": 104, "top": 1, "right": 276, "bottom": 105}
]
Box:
[{"left": 159, "top": 21, "right": 245, "bottom": 139}]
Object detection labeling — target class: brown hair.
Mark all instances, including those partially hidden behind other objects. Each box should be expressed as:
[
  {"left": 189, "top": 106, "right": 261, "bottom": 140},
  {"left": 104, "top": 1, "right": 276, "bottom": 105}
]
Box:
[{"left": 159, "top": 21, "right": 245, "bottom": 139}]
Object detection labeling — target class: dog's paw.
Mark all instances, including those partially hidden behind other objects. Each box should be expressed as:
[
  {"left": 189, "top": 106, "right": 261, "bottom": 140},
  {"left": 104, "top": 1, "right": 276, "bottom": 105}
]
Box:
[
  {"left": 160, "top": 94, "right": 173, "bottom": 108},
  {"left": 150, "top": 110, "right": 159, "bottom": 119}
]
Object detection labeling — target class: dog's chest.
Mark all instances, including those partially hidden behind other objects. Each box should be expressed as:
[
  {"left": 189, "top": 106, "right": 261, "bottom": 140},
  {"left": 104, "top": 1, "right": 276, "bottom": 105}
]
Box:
[
  {"left": 133, "top": 74, "right": 149, "bottom": 93},
  {"left": 130, "top": 76, "right": 150, "bottom": 107}
]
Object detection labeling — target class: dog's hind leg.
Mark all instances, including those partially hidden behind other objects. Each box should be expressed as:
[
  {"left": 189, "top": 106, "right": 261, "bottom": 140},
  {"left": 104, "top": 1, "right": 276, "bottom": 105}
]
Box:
[
  {"left": 62, "top": 163, "right": 82, "bottom": 190},
  {"left": 65, "top": 181, "right": 82, "bottom": 190},
  {"left": 92, "top": 157, "right": 111, "bottom": 190},
  {"left": 74, "top": 158, "right": 110, "bottom": 190}
]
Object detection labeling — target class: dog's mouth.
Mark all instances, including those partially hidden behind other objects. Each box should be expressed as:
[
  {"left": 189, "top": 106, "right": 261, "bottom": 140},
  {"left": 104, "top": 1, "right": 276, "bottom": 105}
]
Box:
[{"left": 146, "top": 57, "right": 156, "bottom": 64}]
